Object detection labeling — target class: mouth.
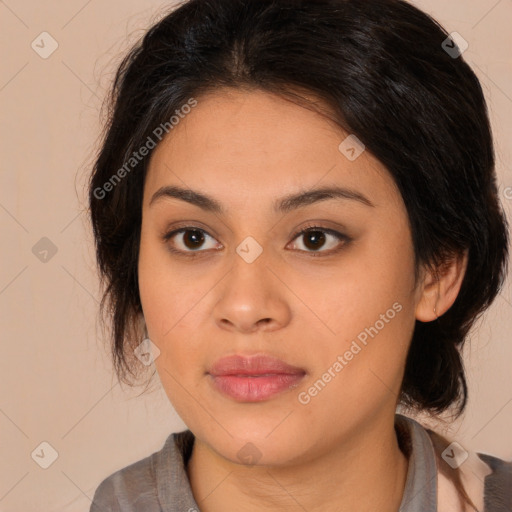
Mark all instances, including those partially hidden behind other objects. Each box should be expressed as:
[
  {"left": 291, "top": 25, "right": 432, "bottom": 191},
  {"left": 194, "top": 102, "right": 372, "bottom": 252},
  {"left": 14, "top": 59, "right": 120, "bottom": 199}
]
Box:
[{"left": 207, "top": 354, "right": 306, "bottom": 402}]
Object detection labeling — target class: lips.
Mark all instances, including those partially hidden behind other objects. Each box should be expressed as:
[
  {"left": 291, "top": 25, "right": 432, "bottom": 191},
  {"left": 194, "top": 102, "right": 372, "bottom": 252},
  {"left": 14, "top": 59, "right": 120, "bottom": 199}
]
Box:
[
  {"left": 208, "top": 354, "right": 306, "bottom": 376},
  {"left": 207, "top": 354, "right": 306, "bottom": 402}
]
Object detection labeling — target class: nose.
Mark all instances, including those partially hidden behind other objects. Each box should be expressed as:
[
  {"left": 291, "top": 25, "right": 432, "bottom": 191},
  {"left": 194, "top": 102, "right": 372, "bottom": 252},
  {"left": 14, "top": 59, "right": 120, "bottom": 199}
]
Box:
[{"left": 212, "top": 250, "right": 292, "bottom": 334}]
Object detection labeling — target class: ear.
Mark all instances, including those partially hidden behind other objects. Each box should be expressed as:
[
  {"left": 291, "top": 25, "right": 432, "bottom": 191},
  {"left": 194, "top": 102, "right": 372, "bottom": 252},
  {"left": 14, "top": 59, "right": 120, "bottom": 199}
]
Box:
[{"left": 415, "top": 249, "right": 469, "bottom": 322}]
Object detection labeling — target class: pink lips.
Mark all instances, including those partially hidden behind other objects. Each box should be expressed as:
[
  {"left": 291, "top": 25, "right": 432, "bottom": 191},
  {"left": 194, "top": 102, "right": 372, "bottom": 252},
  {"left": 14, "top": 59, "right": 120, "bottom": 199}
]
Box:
[{"left": 207, "top": 354, "right": 306, "bottom": 402}]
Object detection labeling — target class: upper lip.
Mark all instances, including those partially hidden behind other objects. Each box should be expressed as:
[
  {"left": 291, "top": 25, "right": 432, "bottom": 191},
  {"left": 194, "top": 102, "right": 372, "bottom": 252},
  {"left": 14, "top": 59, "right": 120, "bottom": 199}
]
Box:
[{"left": 208, "top": 354, "right": 306, "bottom": 376}]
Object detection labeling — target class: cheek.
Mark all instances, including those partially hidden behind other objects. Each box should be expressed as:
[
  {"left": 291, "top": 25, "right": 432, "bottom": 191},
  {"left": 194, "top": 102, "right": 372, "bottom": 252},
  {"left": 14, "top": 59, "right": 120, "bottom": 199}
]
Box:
[
  {"left": 138, "top": 226, "right": 196, "bottom": 327},
  {"left": 138, "top": 231, "right": 200, "bottom": 370},
  {"left": 297, "top": 285, "right": 414, "bottom": 431},
  {"left": 297, "top": 231, "right": 417, "bottom": 399},
  {"left": 307, "top": 233, "right": 416, "bottom": 339}
]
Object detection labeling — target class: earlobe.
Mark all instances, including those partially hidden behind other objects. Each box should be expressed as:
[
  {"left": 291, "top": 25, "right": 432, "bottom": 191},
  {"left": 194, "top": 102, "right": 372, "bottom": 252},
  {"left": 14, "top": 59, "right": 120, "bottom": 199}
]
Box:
[{"left": 415, "top": 249, "right": 469, "bottom": 322}]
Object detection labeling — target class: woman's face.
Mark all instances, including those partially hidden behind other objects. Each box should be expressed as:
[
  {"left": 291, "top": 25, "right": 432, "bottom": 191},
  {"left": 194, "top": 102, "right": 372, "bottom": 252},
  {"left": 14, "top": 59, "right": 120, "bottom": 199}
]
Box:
[{"left": 138, "top": 88, "right": 424, "bottom": 465}]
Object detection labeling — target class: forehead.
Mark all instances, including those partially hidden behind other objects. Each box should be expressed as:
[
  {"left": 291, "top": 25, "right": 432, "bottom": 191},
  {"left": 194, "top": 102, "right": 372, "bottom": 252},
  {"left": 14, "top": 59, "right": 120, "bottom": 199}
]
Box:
[{"left": 144, "top": 88, "right": 400, "bottom": 211}]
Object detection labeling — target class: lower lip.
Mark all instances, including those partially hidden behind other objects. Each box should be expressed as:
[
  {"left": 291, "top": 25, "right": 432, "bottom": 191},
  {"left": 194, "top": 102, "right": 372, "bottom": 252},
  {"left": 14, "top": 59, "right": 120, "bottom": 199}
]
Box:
[{"left": 209, "top": 373, "right": 305, "bottom": 402}]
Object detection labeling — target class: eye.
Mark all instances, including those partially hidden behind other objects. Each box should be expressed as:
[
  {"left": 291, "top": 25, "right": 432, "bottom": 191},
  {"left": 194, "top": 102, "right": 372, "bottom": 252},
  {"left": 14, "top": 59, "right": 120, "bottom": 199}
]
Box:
[
  {"left": 162, "top": 224, "right": 350, "bottom": 257},
  {"left": 288, "top": 225, "right": 350, "bottom": 256},
  {"left": 163, "top": 228, "right": 221, "bottom": 254}
]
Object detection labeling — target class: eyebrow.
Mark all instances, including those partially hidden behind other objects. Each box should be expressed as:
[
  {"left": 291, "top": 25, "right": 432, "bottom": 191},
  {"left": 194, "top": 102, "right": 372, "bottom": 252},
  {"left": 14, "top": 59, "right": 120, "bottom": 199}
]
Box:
[{"left": 149, "top": 184, "right": 375, "bottom": 213}]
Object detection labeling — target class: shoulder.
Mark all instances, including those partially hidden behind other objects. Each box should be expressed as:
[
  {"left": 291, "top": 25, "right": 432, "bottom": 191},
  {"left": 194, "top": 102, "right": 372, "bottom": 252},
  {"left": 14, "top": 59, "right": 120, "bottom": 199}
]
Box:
[
  {"left": 89, "top": 434, "right": 173, "bottom": 512},
  {"left": 395, "top": 414, "right": 511, "bottom": 512},
  {"left": 476, "top": 453, "right": 512, "bottom": 512},
  {"left": 424, "top": 424, "right": 511, "bottom": 512}
]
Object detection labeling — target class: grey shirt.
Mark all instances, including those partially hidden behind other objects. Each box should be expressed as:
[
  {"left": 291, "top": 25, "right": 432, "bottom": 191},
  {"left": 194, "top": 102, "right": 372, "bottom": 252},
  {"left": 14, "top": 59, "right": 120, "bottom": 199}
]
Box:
[{"left": 89, "top": 414, "right": 511, "bottom": 512}]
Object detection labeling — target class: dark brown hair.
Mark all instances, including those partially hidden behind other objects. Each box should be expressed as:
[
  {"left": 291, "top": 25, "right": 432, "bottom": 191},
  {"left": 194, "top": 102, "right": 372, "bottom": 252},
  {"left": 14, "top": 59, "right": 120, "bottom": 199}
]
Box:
[{"left": 89, "top": 0, "right": 509, "bottom": 417}]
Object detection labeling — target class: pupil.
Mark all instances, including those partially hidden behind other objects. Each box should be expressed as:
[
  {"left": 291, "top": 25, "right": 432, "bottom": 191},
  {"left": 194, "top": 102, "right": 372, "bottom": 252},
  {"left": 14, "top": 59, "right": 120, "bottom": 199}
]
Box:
[
  {"left": 304, "top": 230, "right": 325, "bottom": 250},
  {"left": 184, "top": 230, "right": 204, "bottom": 249}
]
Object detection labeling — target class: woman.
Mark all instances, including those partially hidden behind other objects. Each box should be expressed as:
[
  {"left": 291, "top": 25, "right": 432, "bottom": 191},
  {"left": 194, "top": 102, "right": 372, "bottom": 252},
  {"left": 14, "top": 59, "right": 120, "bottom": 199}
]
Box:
[{"left": 88, "top": 0, "right": 510, "bottom": 510}]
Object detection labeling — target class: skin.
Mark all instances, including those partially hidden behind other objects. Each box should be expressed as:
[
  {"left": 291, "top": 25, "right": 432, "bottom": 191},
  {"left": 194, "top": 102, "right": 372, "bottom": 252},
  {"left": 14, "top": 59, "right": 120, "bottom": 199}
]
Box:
[{"left": 138, "top": 88, "right": 468, "bottom": 512}]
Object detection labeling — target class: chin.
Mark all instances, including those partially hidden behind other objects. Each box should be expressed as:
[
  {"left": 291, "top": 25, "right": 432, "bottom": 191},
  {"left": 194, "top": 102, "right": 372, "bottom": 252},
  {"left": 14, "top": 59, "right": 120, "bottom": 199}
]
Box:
[{"left": 198, "top": 424, "right": 310, "bottom": 467}]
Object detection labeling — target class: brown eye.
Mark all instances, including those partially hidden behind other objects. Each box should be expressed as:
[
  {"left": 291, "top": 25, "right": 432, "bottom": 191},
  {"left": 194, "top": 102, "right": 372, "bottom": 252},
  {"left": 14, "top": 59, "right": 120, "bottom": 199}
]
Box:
[
  {"left": 181, "top": 229, "right": 206, "bottom": 250},
  {"left": 289, "top": 226, "right": 349, "bottom": 255},
  {"left": 302, "top": 230, "right": 327, "bottom": 250},
  {"left": 162, "top": 224, "right": 349, "bottom": 258},
  {"left": 163, "top": 228, "right": 220, "bottom": 253}
]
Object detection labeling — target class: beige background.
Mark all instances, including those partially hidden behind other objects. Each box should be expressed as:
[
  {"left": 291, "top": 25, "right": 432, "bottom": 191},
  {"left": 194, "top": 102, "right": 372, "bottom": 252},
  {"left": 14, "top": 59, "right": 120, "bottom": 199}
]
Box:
[{"left": 0, "top": 0, "right": 511, "bottom": 510}]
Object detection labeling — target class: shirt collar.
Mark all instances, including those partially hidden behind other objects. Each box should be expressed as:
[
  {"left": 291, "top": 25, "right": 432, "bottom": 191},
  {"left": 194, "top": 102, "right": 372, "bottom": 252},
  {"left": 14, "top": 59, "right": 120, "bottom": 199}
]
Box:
[
  {"left": 395, "top": 413, "right": 438, "bottom": 512},
  {"left": 156, "top": 413, "right": 438, "bottom": 512}
]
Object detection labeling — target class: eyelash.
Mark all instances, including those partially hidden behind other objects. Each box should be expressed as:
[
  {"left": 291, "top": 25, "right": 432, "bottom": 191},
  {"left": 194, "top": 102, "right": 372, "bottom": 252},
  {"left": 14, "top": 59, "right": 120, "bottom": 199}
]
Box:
[{"left": 161, "top": 222, "right": 351, "bottom": 258}]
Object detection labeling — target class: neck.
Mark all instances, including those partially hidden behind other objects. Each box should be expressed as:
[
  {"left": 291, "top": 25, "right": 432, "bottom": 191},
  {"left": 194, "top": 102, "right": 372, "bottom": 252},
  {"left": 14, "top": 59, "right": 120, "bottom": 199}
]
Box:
[{"left": 185, "top": 414, "right": 409, "bottom": 512}]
